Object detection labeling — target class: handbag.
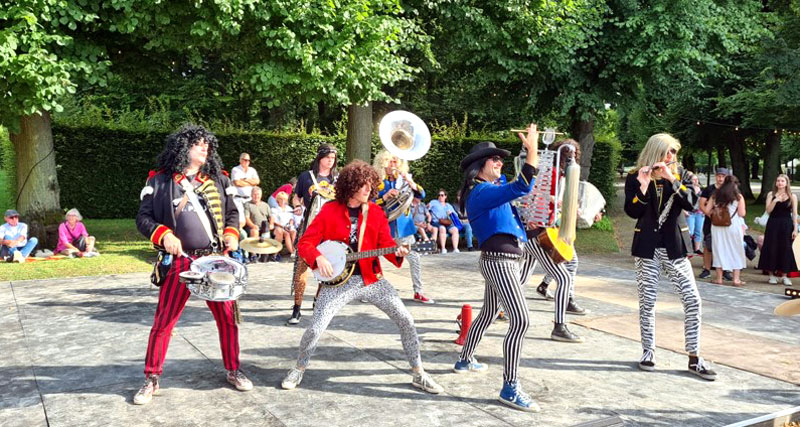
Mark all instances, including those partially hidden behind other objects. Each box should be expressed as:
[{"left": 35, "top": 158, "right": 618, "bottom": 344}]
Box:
[
  {"left": 449, "top": 212, "right": 463, "bottom": 231},
  {"left": 438, "top": 217, "right": 452, "bottom": 226},
  {"left": 710, "top": 205, "right": 732, "bottom": 227}
]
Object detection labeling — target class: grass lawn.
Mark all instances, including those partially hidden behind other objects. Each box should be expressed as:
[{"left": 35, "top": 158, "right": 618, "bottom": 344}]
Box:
[
  {"left": 744, "top": 200, "right": 767, "bottom": 234},
  {"left": 0, "top": 218, "right": 153, "bottom": 281},
  {"left": 575, "top": 216, "right": 620, "bottom": 254}
]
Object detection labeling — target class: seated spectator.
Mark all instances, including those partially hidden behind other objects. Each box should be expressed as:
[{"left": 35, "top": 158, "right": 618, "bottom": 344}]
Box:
[
  {"left": 55, "top": 208, "right": 98, "bottom": 257},
  {"left": 269, "top": 178, "right": 298, "bottom": 209},
  {"left": 292, "top": 200, "right": 305, "bottom": 230},
  {"left": 456, "top": 194, "right": 475, "bottom": 251},
  {"left": 411, "top": 196, "right": 437, "bottom": 242},
  {"left": 245, "top": 187, "right": 273, "bottom": 237},
  {"left": 428, "top": 189, "right": 460, "bottom": 253},
  {"left": 271, "top": 191, "right": 297, "bottom": 259},
  {"left": 1, "top": 209, "right": 38, "bottom": 263}
]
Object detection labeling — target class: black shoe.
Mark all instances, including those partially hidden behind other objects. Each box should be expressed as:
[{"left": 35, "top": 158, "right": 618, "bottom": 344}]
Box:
[
  {"left": 274, "top": 254, "right": 283, "bottom": 263},
  {"left": 698, "top": 269, "right": 711, "bottom": 279},
  {"left": 287, "top": 305, "right": 301, "bottom": 325},
  {"left": 259, "top": 254, "right": 270, "bottom": 263},
  {"left": 550, "top": 323, "right": 584, "bottom": 343},
  {"left": 638, "top": 360, "right": 655, "bottom": 372},
  {"left": 468, "top": 247, "right": 476, "bottom": 252},
  {"left": 688, "top": 356, "right": 717, "bottom": 381},
  {"left": 536, "top": 283, "right": 554, "bottom": 301},
  {"left": 694, "top": 249, "right": 703, "bottom": 255},
  {"left": 723, "top": 271, "right": 733, "bottom": 281},
  {"left": 566, "top": 298, "right": 588, "bottom": 315}
]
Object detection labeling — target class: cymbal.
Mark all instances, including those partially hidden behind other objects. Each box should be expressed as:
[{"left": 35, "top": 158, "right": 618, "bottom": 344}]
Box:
[
  {"left": 774, "top": 299, "right": 800, "bottom": 317},
  {"left": 240, "top": 237, "right": 283, "bottom": 255}
]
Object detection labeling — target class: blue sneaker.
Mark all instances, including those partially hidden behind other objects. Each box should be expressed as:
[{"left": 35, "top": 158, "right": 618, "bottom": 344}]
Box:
[
  {"left": 453, "top": 357, "right": 488, "bottom": 373},
  {"left": 499, "top": 380, "right": 540, "bottom": 412}
]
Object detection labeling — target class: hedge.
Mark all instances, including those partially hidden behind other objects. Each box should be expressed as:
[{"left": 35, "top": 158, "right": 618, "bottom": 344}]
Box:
[
  {"left": 53, "top": 124, "right": 523, "bottom": 218},
  {"left": 587, "top": 139, "right": 621, "bottom": 204}
]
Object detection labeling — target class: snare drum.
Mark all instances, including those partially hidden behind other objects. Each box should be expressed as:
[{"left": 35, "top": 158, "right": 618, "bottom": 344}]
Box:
[{"left": 178, "top": 256, "right": 248, "bottom": 301}]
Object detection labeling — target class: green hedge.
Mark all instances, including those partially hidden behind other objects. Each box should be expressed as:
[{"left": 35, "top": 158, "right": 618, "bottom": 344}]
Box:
[
  {"left": 587, "top": 139, "right": 621, "bottom": 204},
  {"left": 53, "top": 124, "right": 521, "bottom": 218}
]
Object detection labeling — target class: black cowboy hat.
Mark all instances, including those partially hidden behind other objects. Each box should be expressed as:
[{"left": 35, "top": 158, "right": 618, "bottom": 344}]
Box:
[{"left": 460, "top": 141, "right": 510, "bottom": 171}]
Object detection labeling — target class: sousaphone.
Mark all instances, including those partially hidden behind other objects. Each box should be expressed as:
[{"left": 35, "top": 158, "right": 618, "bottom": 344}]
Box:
[{"left": 378, "top": 110, "right": 431, "bottom": 221}]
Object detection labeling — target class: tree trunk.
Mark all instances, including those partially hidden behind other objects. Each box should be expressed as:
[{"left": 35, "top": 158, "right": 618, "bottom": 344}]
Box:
[
  {"left": 9, "top": 112, "right": 62, "bottom": 248},
  {"left": 758, "top": 130, "right": 782, "bottom": 203},
  {"left": 570, "top": 115, "right": 595, "bottom": 181},
  {"left": 683, "top": 153, "right": 696, "bottom": 174},
  {"left": 751, "top": 159, "right": 759, "bottom": 180},
  {"left": 726, "top": 132, "right": 754, "bottom": 200},
  {"left": 346, "top": 102, "right": 373, "bottom": 163},
  {"left": 707, "top": 150, "right": 713, "bottom": 187},
  {"left": 716, "top": 144, "right": 727, "bottom": 168}
]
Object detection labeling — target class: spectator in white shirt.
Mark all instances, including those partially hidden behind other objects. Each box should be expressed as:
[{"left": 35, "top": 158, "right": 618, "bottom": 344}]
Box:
[{"left": 231, "top": 153, "right": 260, "bottom": 228}]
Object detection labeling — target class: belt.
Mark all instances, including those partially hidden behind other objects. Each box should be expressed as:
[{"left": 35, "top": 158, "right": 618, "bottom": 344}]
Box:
[{"left": 185, "top": 248, "right": 216, "bottom": 257}]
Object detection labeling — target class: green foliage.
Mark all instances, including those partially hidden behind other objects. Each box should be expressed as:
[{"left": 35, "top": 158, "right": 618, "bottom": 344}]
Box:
[
  {"left": 591, "top": 216, "right": 613, "bottom": 232},
  {"left": 53, "top": 123, "right": 523, "bottom": 218},
  {"left": 587, "top": 139, "right": 621, "bottom": 205}
]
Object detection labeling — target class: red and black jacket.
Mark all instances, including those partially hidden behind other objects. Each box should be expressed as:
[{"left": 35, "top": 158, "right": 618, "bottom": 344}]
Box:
[
  {"left": 297, "top": 201, "right": 403, "bottom": 285},
  {"left": 136, "top": 171, "right": 240, "bottom": 247}
]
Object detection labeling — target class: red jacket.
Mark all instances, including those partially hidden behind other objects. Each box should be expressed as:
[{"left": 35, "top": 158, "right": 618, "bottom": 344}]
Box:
[{"left": 298, "top": 201, "right": 403, "bottom": 285}]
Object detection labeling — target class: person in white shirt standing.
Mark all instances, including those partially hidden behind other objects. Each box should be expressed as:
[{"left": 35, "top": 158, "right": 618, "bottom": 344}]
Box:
[
  {"left": 1, "top": 209, "right": 39, "bottom": 263},
  {"left": 231, "top": 153, "right": 261, "bottom": 229}
]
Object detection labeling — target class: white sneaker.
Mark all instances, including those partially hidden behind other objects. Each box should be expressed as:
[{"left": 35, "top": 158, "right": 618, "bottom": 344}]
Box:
[
  {"left": 783, "top": 277, "right": 793, "bottom": 286},
  {"left": 769, "top": 275, "right": 778, "bottom": 284},
  {"left": 440, "top": 248, "right": 447, "bottom": 254},
  {"left": 412, "top": 371, "right": 443, "bottom": 394},
  {"left": 281, "top": 368, "right": 304, "bottom": 390},
  {"left": 12, "top": 251, "right": 25, "bottom": 263},
  {"left": 453, "top": 249, "right": 460, "bottom": 253}
]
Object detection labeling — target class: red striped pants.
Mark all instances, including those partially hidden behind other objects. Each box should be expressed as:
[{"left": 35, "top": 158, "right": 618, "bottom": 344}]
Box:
[{"left": 144, "top": 256, "right": 239, "bottom": 375}]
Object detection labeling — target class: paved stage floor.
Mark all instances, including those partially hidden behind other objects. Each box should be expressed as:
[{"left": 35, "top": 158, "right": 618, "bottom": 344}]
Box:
[{"left": 2, "top": 252, "right": 798, "bottom": 426}]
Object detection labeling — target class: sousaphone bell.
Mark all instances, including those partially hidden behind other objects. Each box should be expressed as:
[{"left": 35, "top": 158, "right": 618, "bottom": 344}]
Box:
[{"left": 378, "top": 111, "right": 431, "bottom": 221}]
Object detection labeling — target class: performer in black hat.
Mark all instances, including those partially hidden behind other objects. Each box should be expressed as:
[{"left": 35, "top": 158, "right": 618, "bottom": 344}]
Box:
[
  {"left": 452, "top": 124, "right": 541, "bottom": 412},
  {"left": 287, "top": 144, "right": 339, "bottom": 325}
]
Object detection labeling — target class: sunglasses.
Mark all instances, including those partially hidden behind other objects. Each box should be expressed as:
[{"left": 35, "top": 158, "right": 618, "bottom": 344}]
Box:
[
  {"left": 7, "top": 216, "right": 19, "bottom": 219},
  {"left": 668, "top": 148, "right": 678, "bottom": 155},
  {"left": 490, "top": 155, "right": 504, "bottom": 163},
  {"left": 241, "top": 159, "right": 251, "bottom": 162},
  {"left": 438, "top": 194, "right": 446, "bottom": 197}
]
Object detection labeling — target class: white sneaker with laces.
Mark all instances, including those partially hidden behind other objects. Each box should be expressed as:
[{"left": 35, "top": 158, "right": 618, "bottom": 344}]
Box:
[
  {"left": 12, "top": 251, "right": 24, "bottom": 263},
  {"left": 453, "top": 249, "right": 460, "bottom": 253},
  {"left": 769, "top": 275, "right": 778, "bottom": 284},
  {"left": 226, "top": 369, "right": 253, "bottom": 391},
  {"left": 281, "top": 368, "right": 304, "bottom": 390},
  {"left": 783, "top": 276, "right": 793, "bottom": 286},
  {"left": 412, "top": 371, "right": 443, "bottom": 394}
]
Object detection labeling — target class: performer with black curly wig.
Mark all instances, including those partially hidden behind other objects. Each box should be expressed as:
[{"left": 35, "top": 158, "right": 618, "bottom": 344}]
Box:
[
  {"left": 133, "top": 124, "right": 253, "bottom": 405},
  {"left": 287, "top": 143, "right": 338, "bottom": 325},
  {"left": 280, "top": 160, "right": 443, "bottom": 395}
]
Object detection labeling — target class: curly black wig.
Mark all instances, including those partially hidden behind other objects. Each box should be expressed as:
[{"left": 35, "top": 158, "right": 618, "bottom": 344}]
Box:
[
  {"left": 156, "top": 123, "right": 224, "bottom": 177},
  {"left": 335, "top": 160, "right": 379, "bottom": 204}
]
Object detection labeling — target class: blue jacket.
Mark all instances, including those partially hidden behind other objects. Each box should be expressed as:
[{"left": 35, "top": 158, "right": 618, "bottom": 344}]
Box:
[
  {"left": 376, "top": 176, "right": 425, "bottom": 239},
  {"left": 466, "top": 173, "right": 534, "bottom": 247}
]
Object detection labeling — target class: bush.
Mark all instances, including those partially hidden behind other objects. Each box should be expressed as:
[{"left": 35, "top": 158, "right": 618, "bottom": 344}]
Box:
[{"left": 587, "top": 139, "right": 621, "bottom": 205}]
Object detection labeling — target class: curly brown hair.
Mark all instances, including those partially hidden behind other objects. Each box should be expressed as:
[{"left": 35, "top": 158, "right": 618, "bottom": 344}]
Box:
[{"left": 335, "top": 160, "right": 380, "bottom": 204}]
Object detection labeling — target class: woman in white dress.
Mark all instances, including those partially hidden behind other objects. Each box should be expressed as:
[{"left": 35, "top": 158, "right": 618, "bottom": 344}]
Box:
[{"left": 704, "top": 175, "right": 747, "bottom": 286}]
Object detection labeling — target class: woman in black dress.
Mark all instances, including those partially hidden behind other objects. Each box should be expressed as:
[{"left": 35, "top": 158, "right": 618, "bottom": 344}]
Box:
[{"left": 757, "top": 174, "right": 798, "bottom": 285}]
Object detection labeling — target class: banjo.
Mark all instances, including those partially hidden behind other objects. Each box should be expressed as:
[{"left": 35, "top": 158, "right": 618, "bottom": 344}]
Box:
[{"left": 312, "top": 240, "right": 436, "bottom": 287}]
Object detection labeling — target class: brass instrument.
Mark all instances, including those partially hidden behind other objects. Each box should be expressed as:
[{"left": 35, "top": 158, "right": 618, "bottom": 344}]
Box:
[
  {"left": 514, "top": 128, "right": 579, "bottom": 263},
  {"left": 377, "top": 111, "right": 431, "bottom": 222}
]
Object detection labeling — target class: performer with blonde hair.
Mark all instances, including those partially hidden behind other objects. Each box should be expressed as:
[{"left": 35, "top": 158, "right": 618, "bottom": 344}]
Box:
[
  {"left": 373, "top": 150, "right": 434, "bottom": 303},
  {"left": 624, "top": 133, "right": 716, "bottom": 381}
]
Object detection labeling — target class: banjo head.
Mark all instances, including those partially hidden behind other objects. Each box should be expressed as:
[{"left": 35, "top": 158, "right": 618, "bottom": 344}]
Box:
[{"left": 313, "top": 240, "right": 351, "bottom": 283}]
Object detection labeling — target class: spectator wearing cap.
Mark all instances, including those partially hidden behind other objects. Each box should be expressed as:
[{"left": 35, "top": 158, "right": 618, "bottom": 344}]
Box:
[
  {"left": 55, "top": 208, "right": 99, "bottom": 257},
  {"left": 1, "top": 209, "right": 38, "bottom": 263},
  {"left": 698, "top": 167, "right": 733, "bottom": 280}
]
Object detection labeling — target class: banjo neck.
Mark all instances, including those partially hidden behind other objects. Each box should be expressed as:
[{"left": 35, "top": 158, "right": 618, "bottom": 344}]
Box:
[{"left": 344, "top": 246, "right": 398, "bottom": 263}]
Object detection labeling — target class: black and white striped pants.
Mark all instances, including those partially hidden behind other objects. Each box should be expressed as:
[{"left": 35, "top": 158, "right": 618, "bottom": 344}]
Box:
[
  {"left": 635, "top": 248, "right": 702, "bottom": 360},
  {"left": 519, "top": 239, "right": 573, "bottom": 324},
  {"left": 540, "top": 253, "right": 578, "bottom": 301},
  {"left": 459, "top": 252, "right": 529, "bottom": 383}
]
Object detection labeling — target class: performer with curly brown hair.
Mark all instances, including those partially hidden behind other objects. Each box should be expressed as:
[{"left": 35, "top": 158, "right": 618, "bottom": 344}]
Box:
[
  {"left": 280, "top": 160, "right": 443, "bottom": 395},
  {"left": 133, "top": 124, "right": 252, "bottom": 405}
]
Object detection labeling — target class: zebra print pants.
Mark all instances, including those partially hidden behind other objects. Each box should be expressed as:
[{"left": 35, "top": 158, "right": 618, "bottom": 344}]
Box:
[
  {"left": 635, "top": 248, "right": 702, "bottom": 361},
  {"left": 518, "top": 239, "right": 574, "bottom": 324},
  {"left": 459, "top": 252, "right": 529, "bottom": 383}
]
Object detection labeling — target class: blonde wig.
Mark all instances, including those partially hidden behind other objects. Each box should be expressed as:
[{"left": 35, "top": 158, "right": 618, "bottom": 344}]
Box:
[
  {"left": 372, "top": 149, "right": 409, "bottom": 181},
  {"left": 634, "top": 133, "right": 681, "bottom": 177}
]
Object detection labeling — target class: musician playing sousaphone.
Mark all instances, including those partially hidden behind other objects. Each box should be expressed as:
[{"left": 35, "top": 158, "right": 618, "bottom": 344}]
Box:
[
  {"left": 133, "top": 124, "right": 252, "bottom": 405},
  {"left": 287, "top": 143, "right": 338, "bottom": 325},
  {"left": 280, "top": 160, "right": 444, "bottom": 394}
]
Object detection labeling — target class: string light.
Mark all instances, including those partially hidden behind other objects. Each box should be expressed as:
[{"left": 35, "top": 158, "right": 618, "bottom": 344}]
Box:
[{"left": 681, "top": 117, "right": 800, "bottom": 133}]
